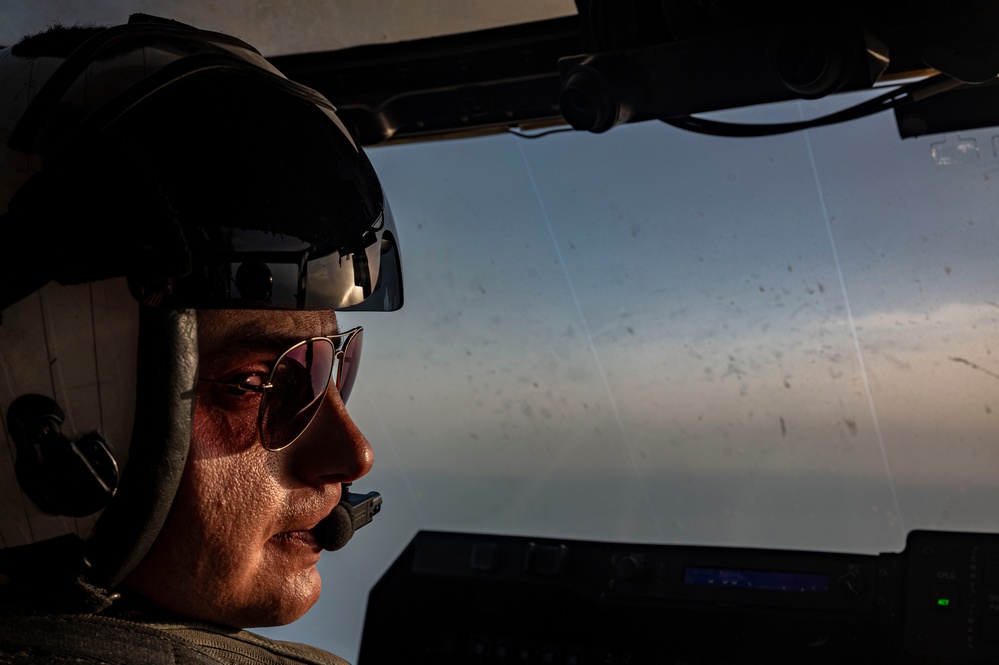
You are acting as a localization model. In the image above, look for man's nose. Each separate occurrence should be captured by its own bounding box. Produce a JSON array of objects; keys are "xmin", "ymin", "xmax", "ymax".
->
[{"xmin": 285, "ymin": 387, "xmax": 374, "ymax": 487}]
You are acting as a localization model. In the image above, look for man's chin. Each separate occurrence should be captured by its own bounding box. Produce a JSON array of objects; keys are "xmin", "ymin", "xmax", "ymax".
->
[{"xmin": 241, "ymin": 570, "xmax": 323, "ymax": 628}]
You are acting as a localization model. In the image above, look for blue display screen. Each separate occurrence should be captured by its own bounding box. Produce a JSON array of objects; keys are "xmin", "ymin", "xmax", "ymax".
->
[{"xmin": 684, "ymin": 567, "xmax": 829, "ymax": 592}]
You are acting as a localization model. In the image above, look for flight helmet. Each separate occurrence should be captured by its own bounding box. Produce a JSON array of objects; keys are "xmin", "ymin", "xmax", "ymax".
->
[{"xmin": 0, "ymin": 14, "xmax": 402, "ymax": 591}]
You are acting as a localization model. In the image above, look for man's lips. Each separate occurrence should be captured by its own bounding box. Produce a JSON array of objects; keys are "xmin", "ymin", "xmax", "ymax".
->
[
  {"xmin": 274, "ymin": 493, "xmax": 342, "ymax": 550},
  {"xmin": 272, "ymin": 528, "xmax": 322, "ymax": 551}
]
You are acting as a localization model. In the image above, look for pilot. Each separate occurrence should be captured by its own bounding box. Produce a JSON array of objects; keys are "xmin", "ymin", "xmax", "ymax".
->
[{"xmin": 0, "ymin": 14, "xmax": 402, "ymax": 664}]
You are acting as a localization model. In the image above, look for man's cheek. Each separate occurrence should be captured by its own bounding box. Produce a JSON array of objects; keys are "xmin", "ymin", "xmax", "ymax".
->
[{"xmin": 192, "ymin": 402, "xmax": 259, "ymax": 457}]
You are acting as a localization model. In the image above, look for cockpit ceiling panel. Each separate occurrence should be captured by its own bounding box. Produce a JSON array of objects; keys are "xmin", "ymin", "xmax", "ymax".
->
[{"xmin": 0, "ymin": 1, "xmax": 577, "ymax": 55}]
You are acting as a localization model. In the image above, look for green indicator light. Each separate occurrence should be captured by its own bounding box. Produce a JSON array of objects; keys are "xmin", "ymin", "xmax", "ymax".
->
[{"xmin": 937, "ymin": 598, "xmax": 950, "ymax": 607}]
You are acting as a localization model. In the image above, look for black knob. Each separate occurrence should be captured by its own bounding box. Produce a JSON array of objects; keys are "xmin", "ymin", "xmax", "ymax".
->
[
  {"xmin": 613, "ymin": 554, "xmax": 645, "ymax": 581},
  {"xmin": 560, "ymin": 68, "xmax": 620, "ymax": 133}
]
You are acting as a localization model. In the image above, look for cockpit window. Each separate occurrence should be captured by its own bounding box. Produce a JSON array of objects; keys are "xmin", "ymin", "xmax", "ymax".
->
[{"xmin": 308, "ymin": 92, "xmax": 998, "ymax": 659}]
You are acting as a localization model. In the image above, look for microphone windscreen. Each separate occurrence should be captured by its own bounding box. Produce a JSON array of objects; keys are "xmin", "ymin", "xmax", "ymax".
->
[{"xmin": 315, "ymin": 504, "xmax": 354, "ymax": 551}]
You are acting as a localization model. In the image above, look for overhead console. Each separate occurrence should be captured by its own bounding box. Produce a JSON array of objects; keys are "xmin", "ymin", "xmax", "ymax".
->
[
  {"xmin": 272, "ymin": 1, "xmax": 999, "ymax": 145},
  {"xmin": 359, "ymin": 529, "xmax": 999, "ymax": 664}
]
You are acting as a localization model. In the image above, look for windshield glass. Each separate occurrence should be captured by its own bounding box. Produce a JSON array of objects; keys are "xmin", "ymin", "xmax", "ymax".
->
[{"xmin": 266, "ymin": 92, "xmax": 999, "ymax": 660}]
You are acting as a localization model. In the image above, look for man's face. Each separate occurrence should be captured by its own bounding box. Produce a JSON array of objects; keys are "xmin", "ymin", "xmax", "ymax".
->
[{"xmin": 124, "ymin": 309, "xmax": 374, "ymax": 627}]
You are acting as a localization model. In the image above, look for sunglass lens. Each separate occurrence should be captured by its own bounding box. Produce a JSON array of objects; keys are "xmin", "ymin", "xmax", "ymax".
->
[
  {"xmin": 336, "ymin": 329, "xmax": 362, "ymax": 403},
  {"xmin": 259, "ymin": 340, "xmax": 335, "ymax": 450}
]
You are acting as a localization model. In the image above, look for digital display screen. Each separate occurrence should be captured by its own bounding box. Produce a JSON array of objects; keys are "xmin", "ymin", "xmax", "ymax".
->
[{"xmin": 684, "ymin": 566, "xmax": 829, "ymax": 593}]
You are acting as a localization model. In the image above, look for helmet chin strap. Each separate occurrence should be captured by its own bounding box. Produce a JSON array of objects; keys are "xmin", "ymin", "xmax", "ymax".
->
[
  {"xmin": 85, "ymin": 306, "xmax": 198, "ymax": 589},
  {"xmin": 314, "ymin": 483, "xmax": 382, "ymax": 551}
]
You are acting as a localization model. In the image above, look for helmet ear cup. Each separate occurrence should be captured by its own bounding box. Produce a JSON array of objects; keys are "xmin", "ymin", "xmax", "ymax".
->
[{"xmin": 8, "ymin": 394, "xmax": 119, "ymax": 517}]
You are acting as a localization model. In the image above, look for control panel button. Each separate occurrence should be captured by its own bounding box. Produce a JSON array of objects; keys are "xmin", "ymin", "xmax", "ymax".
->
[
  {"xmin": 470, "ymin": 542, "xmax": 499, "ymax": 571},
  {"xmin": 930, "ymin": 583, "xmax": 959, "ymax": 611},
  {"xmin": 526, "ymin": 543, "xmax": 568, "ymax": 576}
]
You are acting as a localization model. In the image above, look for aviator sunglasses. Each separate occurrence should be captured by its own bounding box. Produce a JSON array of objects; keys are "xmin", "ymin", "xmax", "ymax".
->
[{"xmin": 200, "ymin": 327, "xmax": 363, "ymax": 451}]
